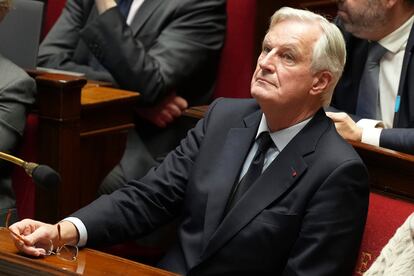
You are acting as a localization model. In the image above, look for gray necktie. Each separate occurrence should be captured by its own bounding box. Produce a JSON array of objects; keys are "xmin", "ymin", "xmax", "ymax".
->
[{"xmin": 356, "ymin": 42, "xmax": 388, "ymax": 119}]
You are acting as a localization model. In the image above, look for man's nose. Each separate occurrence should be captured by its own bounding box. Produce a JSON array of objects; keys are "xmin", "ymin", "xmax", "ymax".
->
[{"xmin": 259, "ymin": 52, "xmax": 276, "ymax": 72}]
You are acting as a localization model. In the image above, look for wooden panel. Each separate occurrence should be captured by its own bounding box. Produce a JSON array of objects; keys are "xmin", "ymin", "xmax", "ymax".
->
[
  {"xmin": 28, "ymin": 71, "xmax": 139, "ymax": 223},
  {"xmin": 350, "ymin": 141, "xmax": 414, "ymax": 201},
  {"xmin": 0, "ymin": 229, "xmax": 178, "ymax": 275}
]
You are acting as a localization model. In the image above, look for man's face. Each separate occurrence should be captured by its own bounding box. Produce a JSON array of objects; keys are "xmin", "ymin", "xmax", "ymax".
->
[
  {"xmin": 0, "ymin": 1, "xmax": 10, "ymax": 22},
  {"xmin": 337, "ymin": 0, "xmax": 388, "ymax": 38},
  {"xmin": 251, "ymin": 20, "xmax": 321, "ymax": 110}
]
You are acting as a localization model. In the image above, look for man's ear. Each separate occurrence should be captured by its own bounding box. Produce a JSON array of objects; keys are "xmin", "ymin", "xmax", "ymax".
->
[
  {"xmin": 384, "ymin": 0, "xmax": 398, "ymax": 9},
  {"xmin": 310, "ymin": 71, "xmax": 333, "ymax": 96}
]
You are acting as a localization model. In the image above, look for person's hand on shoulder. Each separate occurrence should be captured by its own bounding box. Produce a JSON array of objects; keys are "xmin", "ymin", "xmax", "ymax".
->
[
  {"xmin": 95, "ymin": 0, "xmax": 117, "ymax": 14},
  {"xmin": 326, "ymin": 111, "xmax": 363, "ymax": 141}
]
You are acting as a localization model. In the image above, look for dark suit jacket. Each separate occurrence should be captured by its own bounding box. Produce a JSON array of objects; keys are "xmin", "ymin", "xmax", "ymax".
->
[
  {"xmin": 0, "ymin": 54, "xmax": 35, "ymax": 217},
  {"xmin": 332, "ymin": 19, "xmax": 414, "ymax": 154},
  {"xmin": 37, "ymin": 0, "xmax": 226, "ymax": 105},
  {"xmin": 72, "ymin": 98, "xmax": 369, "ymax": 275}
]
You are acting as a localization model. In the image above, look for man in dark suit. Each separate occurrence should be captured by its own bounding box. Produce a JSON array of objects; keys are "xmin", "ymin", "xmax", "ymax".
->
[
  {"xmin": 38, "ymin": 0, "xmax": 226, "ymax": 188},
  {"xmin": 0, "ymin": 0, "xmax": 36, "ymax": 224},
  {"xmin": 10, "ymin": 7, "xmax": 369, "ymax": 275},
  {"xmin": 327, "ymin": 0, "xmax": 414, "ymax": 154}
]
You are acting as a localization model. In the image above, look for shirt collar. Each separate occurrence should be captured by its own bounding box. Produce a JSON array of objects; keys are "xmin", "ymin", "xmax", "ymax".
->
[
  {"xmin": 256, "ymin": 114, "xmax": 312, "ymax": 152},
  {"xmin": 379, "ymin": 14, "xmax": 414, "ymax": 54}
]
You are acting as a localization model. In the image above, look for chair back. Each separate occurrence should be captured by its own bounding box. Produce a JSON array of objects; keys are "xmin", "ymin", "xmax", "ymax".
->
[
  {"xmin": 213, "ymin": 0, "xmax": 257, "ymax": 99},
  {"xmin": 42, "ymin": 0, "xmax": 66, "ymax": 38},
  {"xmin": 11, "ymin": 114, "xmax": 39, "ymax": 219},
  {"xmin": 354, "ymin": 192, "xmax": 414, "ymax": 275}
]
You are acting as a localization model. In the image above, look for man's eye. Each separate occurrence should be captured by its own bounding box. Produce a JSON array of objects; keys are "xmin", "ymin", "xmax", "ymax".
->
[
  {"xmin": 282, "ymin": 53, "xmax": 295, "ymax": 63},
  {"xmin": 262, "ymin": 46, "xmax": 271, "ymax": 53}
]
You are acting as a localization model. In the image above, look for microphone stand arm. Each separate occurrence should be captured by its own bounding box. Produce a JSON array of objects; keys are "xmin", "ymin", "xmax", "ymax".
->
[{"xmin": 0, "ymin": 151, "xmax": 38, "ymax": 177}]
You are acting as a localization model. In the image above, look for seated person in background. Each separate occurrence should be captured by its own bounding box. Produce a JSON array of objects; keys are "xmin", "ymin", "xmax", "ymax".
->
[
  {"xmin": 326, "ymin": 0, "xmax": 414, "ymax": 154},
  {"xmin": 9, "ymin": 7, "xmax": 369, "ymax": 275},
  {"xmin": 37, "ymin": 0, "xmax": 226, "ymax": 191},
  {"xmin": 0, "ymin": 0, "xmax": 36, "ymax": 223},
  {"xmin": 364, "ymin": 212, "xmax": 414, "ymax": 275}
]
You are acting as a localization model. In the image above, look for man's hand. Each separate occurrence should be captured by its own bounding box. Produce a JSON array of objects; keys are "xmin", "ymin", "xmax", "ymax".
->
[
  {"xmin": 136, "ymin": 92, "xmax": 189, "ymax": 128},
  {"xmin": 326, "ymin": 112, "xmax": 363, "ymax": 142},
  {"xmin": 95, "ymin": 0, "xmax": 117, "ymax": 14},
  {"xmin": 9, "ymin": 219, "xmax": 78, "ymax": 257}
]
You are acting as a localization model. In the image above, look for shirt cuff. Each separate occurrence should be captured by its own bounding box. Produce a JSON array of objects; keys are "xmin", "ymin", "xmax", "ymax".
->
[
  {"xmin": 356, "ymin": 118, "xmax": 384, "ymax": 128},
  {"xmin": 356, "ymin": 119, "xmax": 384, "ymax": 147},
  {"xmin": 360, "ymin": 127, "xmax": 383, "ymax": 147},
  {"xmin": 62, "ymin": 217, "xmax": 88, "ymax": 247}
]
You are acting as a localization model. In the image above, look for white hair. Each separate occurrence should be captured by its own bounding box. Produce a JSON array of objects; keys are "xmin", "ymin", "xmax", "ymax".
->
[{"xmin": 270, "ymin": 7, "xmax": 346, "ymax": 106}]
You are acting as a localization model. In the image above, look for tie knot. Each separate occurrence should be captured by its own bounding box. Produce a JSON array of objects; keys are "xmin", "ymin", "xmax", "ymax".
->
[
  {"xmin": 367, "ymin": 42, "xmax": 387, "ymax": 64},
  {"xmin": 256, "ymin": 132, "xmax": 274, "ymax": 153}
]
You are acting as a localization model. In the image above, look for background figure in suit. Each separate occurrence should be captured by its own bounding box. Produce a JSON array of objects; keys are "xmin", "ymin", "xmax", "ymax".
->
[
  {"xmin": 326, "ymin": 0, "xmax": 414, "ymax": 154},
  {"xmin": 10, "ymin": 7, "xmax": 369, "ymax": 275},
  {"xmin": 0, "ymin": 0, "xmax": 36, "ymax": 223},
  {"xmin": 38, "ymin": 0, "xmax": 226, "ymax": 191}
]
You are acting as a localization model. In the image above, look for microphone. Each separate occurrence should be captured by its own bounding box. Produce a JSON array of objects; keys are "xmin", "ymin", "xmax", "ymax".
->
[{"xmin": 0, "ymin": 151, "xmax": 61, "ymax": 189}]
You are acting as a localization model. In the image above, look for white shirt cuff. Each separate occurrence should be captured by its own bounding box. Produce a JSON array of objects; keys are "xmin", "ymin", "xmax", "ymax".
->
[
  {"xmin": 62, "ymin": 217, "xmax": 88, "ymax": 247},
  {"xmin": 360, "ymin": 127, "xmax": 383, "ymax": 147},
  {"xmin": 356, "ymin": 119, "xmax": 384, "ymax": 147},
  {"xmin": 356, "ymin": 118, "xmax": 384, "ymax": 128}
]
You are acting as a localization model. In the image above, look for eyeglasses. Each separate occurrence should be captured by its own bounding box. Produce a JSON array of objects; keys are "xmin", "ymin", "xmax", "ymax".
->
[{"xmin": 3, "ymin": 209, "xmax": 78, "ymax": 262}]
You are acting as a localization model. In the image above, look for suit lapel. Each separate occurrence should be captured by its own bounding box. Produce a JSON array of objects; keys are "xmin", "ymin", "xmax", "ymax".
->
[
  {"xmin": 394, "ymin": 23, "xmax": 414, "ymax": 127},
  {"xmin": 129, "ymin": 0, "xmax": 163, "ymax": 35},
  {"xmin": 201, "ymin": 111, "xmax": 261, "ymax": 249},
  {"xmin": 199, "ymin": 109, "xmax": 329, "ymax": 262}
]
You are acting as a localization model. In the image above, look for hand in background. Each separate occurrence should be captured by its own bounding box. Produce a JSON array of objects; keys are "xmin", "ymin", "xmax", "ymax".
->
[
  {"xmin": 326, "ymin": 111, "xmax": 363, "ymax": 142},
  {"xmin": 136, "ymin": 92, "xmax": 189, "ymax": 128},
  {"xmin": 95, "ymin": 0, "xmax": 117, "ymax": 14}
]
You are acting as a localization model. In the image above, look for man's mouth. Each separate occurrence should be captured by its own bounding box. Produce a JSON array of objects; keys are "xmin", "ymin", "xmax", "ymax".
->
[{"xmin": 256, "ymin": 77, "xmax": 277, "ymax": 87}]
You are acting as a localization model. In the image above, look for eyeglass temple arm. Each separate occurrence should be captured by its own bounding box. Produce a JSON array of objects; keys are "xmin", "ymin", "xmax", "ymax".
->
[
  {"xmin": 5, "ymin": 209, "xmax": 27, "ymax": 244},
  {"xmin": 6, "ymin": 228, "xmax": 26, "ymax": 243}
]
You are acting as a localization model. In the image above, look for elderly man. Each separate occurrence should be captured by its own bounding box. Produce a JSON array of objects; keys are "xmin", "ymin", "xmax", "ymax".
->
[
  {"xmin": 9, "ymin": 7, "xmax": 368, "ymax": 275},
  {"xmin": 327, "ymin": 0, "xmax": 414, "ymax": 154},
  {"xmin": 0, "ymin": 0, "xmax": 36, "ymax": 223}
]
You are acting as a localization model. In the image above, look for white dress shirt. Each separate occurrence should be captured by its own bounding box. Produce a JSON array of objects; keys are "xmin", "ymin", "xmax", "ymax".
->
[
  {"xmin": 239, "ymin": 115, "xmax": 311, "ymax": 180},
  {"xmin": 125, "ymin": 0, "xmax": 145, "ymax": 26},
  {"xmin": 358, "ymin": 15, "xmax": 414, "ymax": 146}
]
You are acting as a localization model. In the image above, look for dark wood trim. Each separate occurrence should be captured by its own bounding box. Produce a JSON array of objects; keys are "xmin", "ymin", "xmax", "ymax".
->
[{"xmin": 29, "ymin": 71, "xmax": 139, "ymax": 222}]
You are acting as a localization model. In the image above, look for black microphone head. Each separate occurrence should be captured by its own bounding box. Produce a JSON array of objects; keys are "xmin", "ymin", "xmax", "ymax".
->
[{"xmin": 32, "ymin": 165, "xmax": 61, "ymax": 189}]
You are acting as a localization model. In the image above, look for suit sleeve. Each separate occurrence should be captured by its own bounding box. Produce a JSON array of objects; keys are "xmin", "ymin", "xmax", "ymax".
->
[
  {"xmin": 0, "ymin": 59, "xmax": 36, "ymax": 148},
  {"xmin": 379, "ymin": 128, "xmax": 414, "ymax": 154},
  {"xmin": 40, "ymin": 0, "xmax": 226, "ymax": 104},
  {"xmin": 36, "ymin": 0, "xmax": 115, "ymax": 81},
  {"xmin": 70, "ymin": 99, "xmax": 221, "ymax": 246},
  {"xmin": 282, "ymin": 159, "xmax": 369, "ymax": 276},
  {"xmin": 81, "ymin": 0, "xmax": 225, "ymax": 104},
  {"xmin": 0, "ymin": 59, "xmax": 36, "ymax": 203}
]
